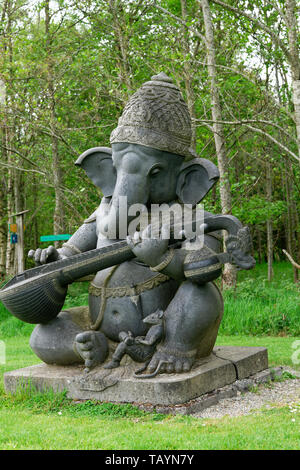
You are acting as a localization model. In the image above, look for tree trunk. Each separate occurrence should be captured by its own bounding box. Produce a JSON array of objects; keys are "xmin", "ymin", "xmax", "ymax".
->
[
  {"xmin": 256, "ymin": 228, "xmax": 262, "ymax": 264},
  {"xmin": 201, "ymin": 0, "xmax": 236, "ymax": 287},
  {"xmin": 180, "ymin": 0, "xmax": 197, "ymax": 151},
  {"xmin": 285, "ymin": 0, "xmax": 300, "ymax": 160},
  {"xmin": 0, "ymin": 80, "xmax": 7, "ymax": 279},
  {"xmin": 108, "ymin": 0, "xmax": 132, "ymax": 101},
  {"xmin": 286, "ymin": 159, "xmax": 299, "ymax": 282},
  {"xmin": 5, "ymin": 156, "xmax": 15, "ymax": 276},
  {"xmin": 45, "ymin": 0, "xmax": 65, "ymax": 242},
  {"xmin": 266, "ymin": 161, "xmax": 273, "ymax": 281},
  {"xmin": 0, "ymin": 171, "xmax": 6, "ymax": 278},
  {"xmin": 284, "ymin": 164, "xmax": 298, "ymax": 282}
]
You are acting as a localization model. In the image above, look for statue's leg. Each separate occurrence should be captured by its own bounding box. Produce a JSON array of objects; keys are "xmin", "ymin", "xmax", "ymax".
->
[
  {"xmin": 30, "ymin": 306, "xmax": 108, "ymax": 368},
  {"xmin": 103, "ymin": 342, "xmax": 127, "ymax": 369},
  {"xmin": 147, "ymin": 281, "xmax": 223, "ymax": 374}
]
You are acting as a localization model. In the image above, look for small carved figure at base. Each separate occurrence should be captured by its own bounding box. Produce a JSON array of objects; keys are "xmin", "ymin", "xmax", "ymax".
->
[
  {"xmin": 104, "ymin": 310, "xmax": 165, "ymax": 371},
  {"xmin": 104, "ymin": 331, "xmax": 135, "ymax": 369}
]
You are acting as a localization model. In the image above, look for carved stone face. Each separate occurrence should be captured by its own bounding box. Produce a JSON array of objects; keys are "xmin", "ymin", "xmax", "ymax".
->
[
  {"xmin": 111, "ymin": 142, "xmax": 184, "ymax": 205},
  {"xmin": 76, "ymin": 141, "xmax": 219, "ymax": 239},
  {"xmin": 77, "ymin": 139, "xmax": 219, "ymax": 234}
]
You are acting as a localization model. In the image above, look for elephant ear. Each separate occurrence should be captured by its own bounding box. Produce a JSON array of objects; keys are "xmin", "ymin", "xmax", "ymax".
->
[
  {"xmin": 75, "ymin": 147, "xmax": 116, "ymax": 197},
  {"xmin": 176, "ymin": 158, "xmax": 219, "ymax": 205}
]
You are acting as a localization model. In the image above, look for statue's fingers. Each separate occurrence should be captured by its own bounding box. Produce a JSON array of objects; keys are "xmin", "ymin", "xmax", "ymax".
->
[
  {"xmin": 133, "ymin": 231, "xmax": 140, "ymax": 243},
  {"xmin": 79, "ymin": 341, "xmax": 93, "ymax": 351},
  {"xmin": 159, "ymin": 362, "xmax": 167, "ymax": 373},
  {"xmin": 85, "ymin": 358, "xmax": 94, "ymax": 369},
  {"xmin": 148, "ymin": 356, "xmax": 159, "ymax": 373},
  {"xmin": 143, "ymin": 224, "xmax": 152, "ymax": 239},
  {"xmin": 161, "ymin": 223, "xmax": 170, "ymax": 241},
  {"xmin": 47, "ymin": 245, "xmax": 55, "ymax": 256},
  {"xmin": 47, "ymin": 245, "xmax": 59, "ymax": 262},
  {"xmin": 178, "ymin": 229, "xmax": 186, "ymax": 240},
  {"xmin": 40, "ymin": 249, "xmax": 49, "ymax": 265},
  {"xmin": 126, "ymin": 235, "xmax": 135, "ymax": 249},
  {"xmin": 28, "ymin": 249, "xmax": 35, "ymax": 259},
  {"xmin": 34, "ymin": 248, "xmax": 42, "ymax": 264},
  {"xmin": 128, "ymin": 231, "xmax": 141, "ymax": 246},
  {"xmin": 76, "ymin": 331, "xmax": 92, "ymax": 343}
]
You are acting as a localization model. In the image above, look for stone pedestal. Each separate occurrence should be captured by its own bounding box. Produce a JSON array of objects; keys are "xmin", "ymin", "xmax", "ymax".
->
[{"xmin": 4, "ymin": 346, "xmax": 268, "ymax": 407}]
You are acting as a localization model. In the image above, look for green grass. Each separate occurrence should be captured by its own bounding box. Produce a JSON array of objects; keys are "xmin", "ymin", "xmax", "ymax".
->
[
  {"xmin": 220, "ymin": 262, "xmax": 300, "ymax": 336},
  {"xmin": 0, "ymin": 262, "xmax": 299, "ymax": 449},
  {"xmin": 0, "ymin": 334, "xmax": 299, "ymax": 449},
  {"xmin": 0, "ymin": 281, "xmax": 89, "ymax": 338},
  {"xmin": 0, "ymin": 403, "xmax": 299, "ymax": 450},
  {"xmin": 216, "ymin": 335, "xmax": 300, "ymax": 369}
]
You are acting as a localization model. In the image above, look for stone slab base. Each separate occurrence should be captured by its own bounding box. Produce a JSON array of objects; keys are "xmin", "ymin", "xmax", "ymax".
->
[
  {"xmin": 143, "ymin": 367, "xmax": 283, "ymax": 415},
  {"xmin": 4, "ymin": 346, "xmax": 268, "ymax": 406}
]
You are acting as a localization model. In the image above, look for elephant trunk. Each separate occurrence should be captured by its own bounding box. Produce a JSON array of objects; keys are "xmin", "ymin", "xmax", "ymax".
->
[{"xmin": 105, "ymin": 172, "xmax": 149, "ymax": 239}]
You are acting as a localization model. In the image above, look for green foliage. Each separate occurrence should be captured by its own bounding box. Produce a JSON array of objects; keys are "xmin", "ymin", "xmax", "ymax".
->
[
  {"xmin": 273, "ymin": 370, "xmax": 297, "ymax": 382},
  {"xmin": 64, "ymin": 282, "xmax": 89, "ymax": 309},
  {"xmin": 220, "ymin": 262, "xmax": 300, "ymax": 336},
  {"xmin": 0, "ymin": 263, "xmax": 298, "ymax": 339},
  {"xmin": 0, "ymin": 303, "xmax": 34, "ymax": 338},
  {"xmin": 0, "ymin": 333, "xmax": 299, "ymax": 449},
  {"xmin": 0, "ymin": 0, "xmax": 298, "ymax": 275},
  {"xmin": 1, "ymin": 385, "xmax": 160, "ymax": 420}
]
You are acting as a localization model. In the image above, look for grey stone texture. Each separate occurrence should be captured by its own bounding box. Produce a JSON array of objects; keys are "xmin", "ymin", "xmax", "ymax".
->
[{"xmin": 4, "ymin": 345, "xmax": 268, "ymax": 408}]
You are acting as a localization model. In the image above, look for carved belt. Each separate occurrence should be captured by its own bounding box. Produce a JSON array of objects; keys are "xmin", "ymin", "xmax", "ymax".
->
[{"xmin": 88, "ymin": 266, "xmax": 170, "ymax": 330}]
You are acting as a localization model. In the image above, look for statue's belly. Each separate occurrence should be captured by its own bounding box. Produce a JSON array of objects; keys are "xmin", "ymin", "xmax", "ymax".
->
[{"xmin": 88, "ymin": 260, "xmax": 179, "ymax": 342}]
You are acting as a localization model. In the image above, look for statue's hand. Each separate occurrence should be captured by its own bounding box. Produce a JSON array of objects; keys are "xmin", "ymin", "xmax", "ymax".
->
[
  {"xmin": 28, "ymin": 245, "xmax": 63, "ymax": 265},
  {"xmin": 126, "ymin": 224, "xmax": 169, "ymax": 267},
  {"xmin": 226, "ymin": 227, "xmax": 255, "ymax": 270}
]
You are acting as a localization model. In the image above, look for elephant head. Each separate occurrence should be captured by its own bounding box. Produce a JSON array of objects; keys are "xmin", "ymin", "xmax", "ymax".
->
[
  {"xmin": 76, "ymin": 73, "xmax": 220, "ymax": 239},
  {"xmin": 75, "ymin": 142, "xmax": 219, "ymax": 238}
]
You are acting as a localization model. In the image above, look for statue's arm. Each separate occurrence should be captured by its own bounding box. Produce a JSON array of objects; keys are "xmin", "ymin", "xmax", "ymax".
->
[
  {"xmin": 28, "ymin": 210, "xmax": 98, "ymax": 265},
  {"xmin": 158, "ymin": 234, "xmax": 222, "ymax": 284},
  {"xmin": 158, "ymin": 214, "xmax": 255, "ymax": 282},
  {"xmin": 59, "ymin": 217, "xmax": 97, "ymax": 258}
]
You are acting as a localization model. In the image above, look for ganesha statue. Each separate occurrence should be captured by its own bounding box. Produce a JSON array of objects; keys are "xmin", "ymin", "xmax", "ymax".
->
[{"xmin": 24, "ymin": 73, "xmax": 255, "ymax": 377}]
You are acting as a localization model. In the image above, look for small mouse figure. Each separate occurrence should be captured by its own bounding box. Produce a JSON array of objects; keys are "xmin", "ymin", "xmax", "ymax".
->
[
  {"xmin": 135, "ymin": 309, "xmax": 164, "ymax": 346},
  {"xmin": 104, "ymin": 310, "xmax": 165, "ymax": 370}
]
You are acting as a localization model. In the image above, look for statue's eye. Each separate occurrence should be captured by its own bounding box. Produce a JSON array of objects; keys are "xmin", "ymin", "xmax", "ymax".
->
[{"xmin": 150, "ymin": 166, "xmax": 162, "ymax": 176}]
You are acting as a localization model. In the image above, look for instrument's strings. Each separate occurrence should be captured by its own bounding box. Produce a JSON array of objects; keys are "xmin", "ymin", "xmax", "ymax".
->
[{"xmin": 0, "ymin": 276, "xmax": 14, "ymax": 289}]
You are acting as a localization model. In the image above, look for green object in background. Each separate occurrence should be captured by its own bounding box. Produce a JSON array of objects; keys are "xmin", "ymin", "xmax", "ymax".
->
[{"xmin": 40, "ymin": 234, "xmax": 71, "ymax": 242}]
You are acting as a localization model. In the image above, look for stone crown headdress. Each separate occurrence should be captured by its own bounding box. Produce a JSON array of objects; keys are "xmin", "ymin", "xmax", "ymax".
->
[{"xmin": 110, "ymin": 72, "xmax": 196, "ymax": 160}]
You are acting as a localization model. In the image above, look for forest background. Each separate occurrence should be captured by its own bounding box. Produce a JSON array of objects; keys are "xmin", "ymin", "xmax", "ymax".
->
[{"xmin": 0, "ymin": 0, "xmax": 299, "ymax": 287}]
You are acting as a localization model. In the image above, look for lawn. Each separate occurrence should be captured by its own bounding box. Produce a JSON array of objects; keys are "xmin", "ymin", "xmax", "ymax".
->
[
  {"xmin": 0, "ymin": 334, "xmax": 299, "ymax": 450},
  {"xmin": 0, "ymin": 262, "xmax": 299, "ymax": 450}
]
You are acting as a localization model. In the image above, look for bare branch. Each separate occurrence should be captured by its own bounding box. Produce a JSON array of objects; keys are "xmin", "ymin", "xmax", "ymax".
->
[
  {"xmin": 283, "ymin": 249, "xmax": 300, "ymax": 269},
  {"xmin": 206, "ymin": 0, "xmax": 292, "ymax": 62},
  {"xmin": 193, "ymin": 118, "xmax": 298, "ymax": 144},
  {"xmin": 1, "ymin": 145, "xmax": 40, "ymax": 168},
  {"xmin": 245, "ymin": 124, "xmax": 299, "ymax": 162},
  {"xmin": 0, "ymin": 161, "xmax": 46, "ymax": 176},
  {"xmin": 152, "ymin": 1, "xmax": 205, "ymax": 41}
]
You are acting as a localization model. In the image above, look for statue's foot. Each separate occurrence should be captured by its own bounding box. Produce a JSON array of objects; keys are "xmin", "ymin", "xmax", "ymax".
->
[
  {"xmin": 103, "ymin": 359, "xmax": 120, "ymax": 369},
  {"xmin": 74, "ymin": 331, "xmax": 108, "ymax": 372},
  {"xmin": 147, "ymin": 346, "xmax": 195, "ymax": 376}
]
